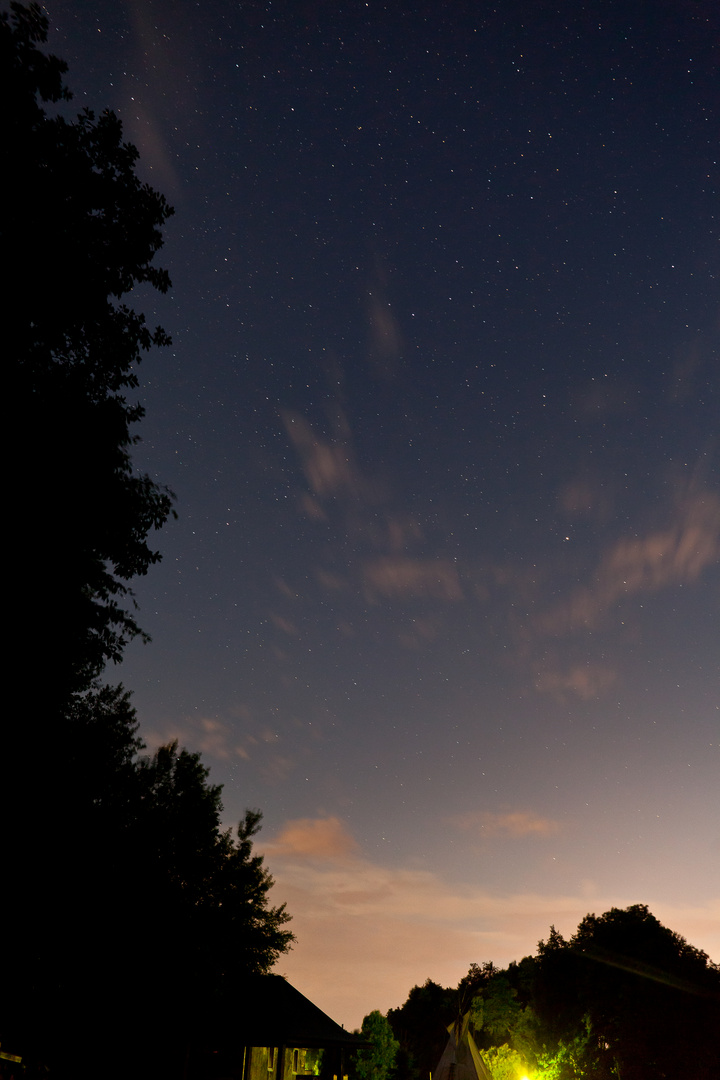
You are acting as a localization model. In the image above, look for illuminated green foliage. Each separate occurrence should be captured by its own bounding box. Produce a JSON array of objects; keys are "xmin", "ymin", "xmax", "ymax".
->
[
  {"xmin": 482, "ymin": 1043, "xmax": 530, "ymax": 1080},
  {"xmin": 534, "ymin": 1018, "xmax": 593, "ymax": 1080},
  {"xmin": 474, "ymin": 974, "xmax": 538, "ymax": 1062},
  {"xmin": 355, "ymin": 1011, "xmax": 400, "ymax": 1080}
]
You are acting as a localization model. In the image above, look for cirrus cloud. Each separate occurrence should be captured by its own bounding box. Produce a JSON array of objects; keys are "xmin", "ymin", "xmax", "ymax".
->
[
  {"xmin": 534, "ymin": 662, "xmax": 617, "ymax": 701},
  {"xmin": 539, "ymin": 492, "xmax": 720, "ymax": 634},
  {"xmin": 448, "ymin": 810, "xmax": 561, "ymax": 838},
  {"xmin": 363, "ymin": 556, "xmax": 463, "ymax": 601}
]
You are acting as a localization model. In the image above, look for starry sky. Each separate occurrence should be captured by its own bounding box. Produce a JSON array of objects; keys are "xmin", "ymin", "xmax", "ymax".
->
[{"xmin": 44, "ymin": 0, "xmax": 718, "ymax": 1028}]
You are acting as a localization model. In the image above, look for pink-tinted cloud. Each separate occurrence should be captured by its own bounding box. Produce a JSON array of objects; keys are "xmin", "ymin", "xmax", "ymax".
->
[
  {"xmin": 368, "ymin": 292, "xmax": 403, "ymax": 370},
  {"xmin": 449, "ymin": 811, "xmax": 561, "ymax": 838},
  {"xmin": 314, "ymin": 568, "xmax": 347, "ymax": 591},
  {"xmin": 540, "ymin": 493, "xmax": 720, "ymax": 633},
  {"xmin": 259, "ymin": 754, "xmax": 299, "ymax": 784},
  {"xmin": 142, "ymin": 715, "xmax": 252, "ymax": 762},
  {"xmin": 601, "ymin": 495, "xmax": 719, "ymax": 591},
  {"xmin": 572, "ymin": 375, "xmax": 634, "ymax": 417},
  {"xmin": 125, "ymin": 0, "xmax": 187, "ymax": 199},
  {"xmin": 363, "ymin": 556, "xmax": 463, "ymax": 601},
  {"xmin": 386, "ymin": 514, "xmax": 425, "ymax": 552},
  {"xmin": 195, "ymin": 717, "xmax": 250, "ymax": 761},
  {"xmin": 282, "ymin": 410, "xmax": 360, "ymax": 499},
  {"xmin": 300, "ymin": 493, "xmax": 328, "ymax": 521},
  {"xmin": 270, "ymin": 613, "xmax": 299, "ymax": 636},
  {"xmin": 534, "ymin": 662, "xmax": 617, "ymax": 701},
  {"xmin": 265, "ymin": 816, "xmax": 360, "ymax": 860},
  {"xmin": 274, "ymin": 578, "xmax": 299, "ymax": 599},
  {"xmin": 397, "ymin": 616, "xmax": 444, "ymax": 648},
  {"xmin": 558, "ymin": 478, "xmax": 613, "ymax": 524}
]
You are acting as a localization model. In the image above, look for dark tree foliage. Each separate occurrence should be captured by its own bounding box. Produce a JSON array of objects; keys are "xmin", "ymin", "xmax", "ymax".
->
[
  {"xmin": 1, "ymin": 10, "xmax": 294, "ymax": 1077},
  {"xmin": 2, "ymin": 8, "xmax": 178, "ymax": 1066},
  {"xmin": 132, "ymin": 744, "xmax": 294, "ymax": 994},
  {"xmin": 4, "ymin": 687, "xmax": 294, "ymax": 1079},
  {"xmin": 3, "ymin": 1, "xmax": 175, "ymax": 711},
  {"xmin": 389, "ymin": 910, "xmax": 720, "ymax": 1080},
  {"xmin": 115, "ymin": 744, "xmax": 294, "ymax": 1076},
  {"xmin": 563, "ymin": 905, "xmax": 720, "ymax": 1080},
  {"xmin": 387, "ymin": 979, "xmax": 457, "ymax": 1080},
  {"xmin": 468, "ymin": 906, "xmax": 720, "ymax": 1079}
]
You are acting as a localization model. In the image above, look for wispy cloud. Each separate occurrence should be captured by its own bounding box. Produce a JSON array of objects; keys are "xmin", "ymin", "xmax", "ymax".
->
[
  {"xmin": 142, "ymin": 715, "xmax": 252, "ymax": 761},
  {"xmin": 141, "ymin": 715, "xmax": 301, "ymax": 787},
  {"xmin": 194, "ymin": 717, "xmax": 251, "ymax": 761},
  {"xmin": 264, "ymin": 816, "xmax": 359, "ymax": 860},
  {"xmin": 367, "ymin": 292, "xmax": 403, "ymax": 373},
  {"xmin": 363, "ymin": 557, "xmax": 463, "ymax": 601},
  {"xmin": 448, "ymin": 811, "xmax": 561, "ymax": 837},
  {"xmin": 270, "ymin": 613, "xmax": 299, "ymax": 636},
  {"xmin": 397, "ymin": 615, "xmax": 444, "ymax": 648},
  {"xmin": 534, "ymin": 662, "xmax": 617, "ymax": 701},
  {"xmin": 281, "ymin": 397, "xmax": 467, "ymax": 621},
  {"xmin": 263, "ymin": 834, "xmax": 578, "ymax": 927},
  {"xmin": 282, "ymin": 409, "xmax": 361, "ymax": 500},
  {"xmin": 557, "ymin": 478, "xmax": 613, "ymax": 524},
  {"xmin": 539, "ymin": 492, "xmax": 720, "ymax": 634}
]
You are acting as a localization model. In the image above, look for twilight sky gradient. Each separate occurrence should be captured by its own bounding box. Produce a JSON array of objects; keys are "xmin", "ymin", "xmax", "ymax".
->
[{"xmin": 45, "ymin": 0, "xmax": 718, "ymax": 1028}]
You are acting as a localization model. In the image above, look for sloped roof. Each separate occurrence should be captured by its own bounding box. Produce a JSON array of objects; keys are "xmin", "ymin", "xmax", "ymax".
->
[{"xmin": 230, "ymin": 975, "xmax": 367, "ymax": 1049}]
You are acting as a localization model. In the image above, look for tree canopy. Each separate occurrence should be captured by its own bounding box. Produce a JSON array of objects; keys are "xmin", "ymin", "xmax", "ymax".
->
[
  {"xmin": 4, "ymin": 682, "xmax": 294, "ymax": 1078},
  {"xmin": 386, "ymin": 906, "xmax": 720, "ymax": 1080},
  {"xmin": 2, "ymin": 8, "xmax": 181, "ymax": 1059},
  {"xmin": 353, "ymin": 1011, "xmax": 400, "ymax": 1080},
  {"xmin": 1, "ymin": 8, "xmax": 294, "ymax": 1076},
  {"xmin": 387, "ymin": 979, "xmax": 458, "ymax": 1080},
  {"xmin": 545, "ymin": 905, "xmax": 720, "ymax": 1079},
  {"xmin": 3, "ymin": 0, "xmax": 176, "ymax": 712}
]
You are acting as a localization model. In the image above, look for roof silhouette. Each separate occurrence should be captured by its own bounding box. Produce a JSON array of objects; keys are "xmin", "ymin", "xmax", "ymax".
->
[{"xmin": 229, "ymin": 975, "xmax": 368, "ymax": 1049}]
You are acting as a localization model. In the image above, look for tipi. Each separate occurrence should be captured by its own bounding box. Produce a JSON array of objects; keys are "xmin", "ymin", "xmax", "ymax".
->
[{"xmin": 432, "ymin": 1012, "xmax": 494, "ymax": 1080}]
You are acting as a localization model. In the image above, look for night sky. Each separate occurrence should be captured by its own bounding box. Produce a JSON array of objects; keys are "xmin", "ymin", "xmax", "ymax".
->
[{"xmin": 45, "ymin": 0, "xmax": 717, "ymax": 1027}]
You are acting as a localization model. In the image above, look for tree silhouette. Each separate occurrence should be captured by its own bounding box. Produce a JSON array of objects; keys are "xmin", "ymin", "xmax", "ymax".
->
[
  {"xmin": 566, "ymin": 904, "xmax": 720, "ymax": 1079},
  {"xmin": 3, "ymin": 1, "xmax": 175, "ymax": 715},
  {"xmin": 387, "ymin": 979, "xmax": 457, "ymax": 1080},
  {"xmin": 389, "ymin": 911, "xmax": 720, "ymax": 1080},
  {"xmin": 3, "ymin": 5, "xmax": 178, "ymax": 1060},
  {"xmin": 1, "ymin": 10, "xmax": 294, "ymax": 1077},
  {"xmin": 3, "ymin": 685, "xmax": 294, "ymax": 1079},
  {"xmin": 530, "ymin": 906, "xmax": 720, "ymax": 1078}
]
